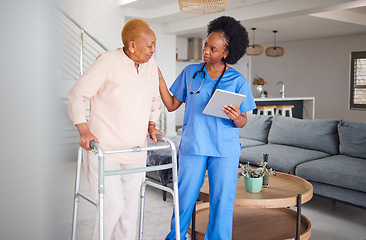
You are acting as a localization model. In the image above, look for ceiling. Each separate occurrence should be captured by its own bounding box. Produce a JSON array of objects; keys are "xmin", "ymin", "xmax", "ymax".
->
[{"xmin": 118, "ymin": 0, "xmax": 366, "ymax": 44}]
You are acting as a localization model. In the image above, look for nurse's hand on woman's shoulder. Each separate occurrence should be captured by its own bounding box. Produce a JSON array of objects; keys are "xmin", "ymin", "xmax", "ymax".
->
[
  {"xmin": 157, "ymin": 67, "xmax": 165, "ymax": 83},
  {"xmin": 76, "ymin": 122, "xmax": 99, "ymax": 151},
  {"xmin": 156, "ymin": 66, "xmax": 183, "ymax": 112}
]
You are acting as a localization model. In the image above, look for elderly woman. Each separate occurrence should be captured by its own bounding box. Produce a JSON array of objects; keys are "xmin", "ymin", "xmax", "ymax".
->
[
  {"xmin": 159, "ymin": 16, "xmax": 256, "ymax": 239},
  {"xmin": 68, "ymin": 19, "xmax": 162, "ymax": 240}
]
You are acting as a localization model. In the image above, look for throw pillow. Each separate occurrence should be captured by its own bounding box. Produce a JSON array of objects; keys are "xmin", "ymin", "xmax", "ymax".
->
[
  {"xmin": 268, "ymin": 115, "xmax": 340, "ymax": 155},
  {"xmin": 239, "ymin": 114, "xmax": 272, "ymax": 143},
  {"xmin": 338, "ymin": 121, "xmax": 366, "ymax": 159}
]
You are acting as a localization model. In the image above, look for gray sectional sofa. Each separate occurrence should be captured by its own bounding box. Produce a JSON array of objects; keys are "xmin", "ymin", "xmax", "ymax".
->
[
  {"xmin": 147, "ymin": 114, "xmax": 366, "ymax": 208},
  {"xmin": 239, "ymin": 114, "xmax": 366, "ymax": 208}
]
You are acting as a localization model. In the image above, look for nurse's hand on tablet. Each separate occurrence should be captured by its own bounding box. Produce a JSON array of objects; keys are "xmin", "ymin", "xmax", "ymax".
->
[{"xmin": 222, "ymin": 104, "xmax": 248, "ymax": 128}]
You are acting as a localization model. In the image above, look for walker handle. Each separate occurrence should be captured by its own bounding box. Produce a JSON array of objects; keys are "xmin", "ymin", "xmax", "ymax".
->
[
  {"xmin": 90, "ymin": 140, "xmax": 98, "ymax": 149},
  {"xmin": 156, "ymin": 134, "xmax": 164, "ymax": 142},
  {"xmin": 150, "ymin": 134, "xmax": 164, "ymax": 142}
]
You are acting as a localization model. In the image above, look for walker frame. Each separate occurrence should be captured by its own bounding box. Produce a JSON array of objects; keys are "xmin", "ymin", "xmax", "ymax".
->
[{"xmin": 71, "ymin": 135, "xmax": 180, "ymax": 240}]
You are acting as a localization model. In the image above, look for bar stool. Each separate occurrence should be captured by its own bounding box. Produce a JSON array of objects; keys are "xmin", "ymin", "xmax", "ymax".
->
[
  {"xmin": 276, "ymin": 105, "xmax": 294, "ymax": 118},
  {"xmin": 256, "ymin": 105, "xmax": 276, "ymax": 116}
]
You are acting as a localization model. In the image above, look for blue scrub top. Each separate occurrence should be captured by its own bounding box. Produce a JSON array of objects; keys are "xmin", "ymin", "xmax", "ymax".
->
[{"xmin": 170, "ymin": 63, "xmax": 257, "ymax": 157}]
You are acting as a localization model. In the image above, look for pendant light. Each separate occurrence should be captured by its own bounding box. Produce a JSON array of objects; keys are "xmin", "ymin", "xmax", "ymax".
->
[
  {"xmin": 246, "ymin": 28, "xmax": 263, "ymax": 56},
  {"xmin": 265, "ymin": 30, "xmax": 284, "ymax": 57},
  {"xmin": 178, "ymin": 0, "xmax": 228, "ymax": 14}
]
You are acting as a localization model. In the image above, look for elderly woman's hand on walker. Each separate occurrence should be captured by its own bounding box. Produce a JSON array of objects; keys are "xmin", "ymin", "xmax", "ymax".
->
[
  {"xmin": 148, "ymin": 121, "xmax": 163, "ymax": 143},
  {"xmin": 76, "ymin": 122, "xmax": 99, "ymax": 151}
]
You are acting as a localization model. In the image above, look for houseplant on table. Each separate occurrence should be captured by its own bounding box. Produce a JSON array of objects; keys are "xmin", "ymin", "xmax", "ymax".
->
[{"xmin": 238, "ymin": 162, "xmax": 265, "ymax": 193}]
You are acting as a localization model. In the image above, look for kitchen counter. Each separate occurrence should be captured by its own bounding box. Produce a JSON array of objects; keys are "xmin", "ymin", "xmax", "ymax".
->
[
  {"xmin": 253, "ymin": 97, "xmax": 315, "ymax": 119},
  {"xmin": 254, "ymin": 97, "xmax": 315, "ymax": 102}
]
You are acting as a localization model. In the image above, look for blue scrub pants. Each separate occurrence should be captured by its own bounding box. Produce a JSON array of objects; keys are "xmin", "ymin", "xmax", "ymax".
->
[{"xmin": 166, "ymin": 153, "xmax": 239, "ymax": 240}]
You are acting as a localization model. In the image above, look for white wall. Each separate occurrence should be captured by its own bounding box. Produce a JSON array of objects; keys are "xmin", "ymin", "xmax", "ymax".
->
[
  {"xmin": 60, "ymin": 0, "xmax": 126, "ymax": 50},
  {"xmin": 151, "ymin": 23, "xmax": 177, "ymax": 136},
  {"xmin": 176, "ymin": 36, "xmax": 188, "ymax": 60},
  {"xmin": 251, "ymin": 34, "xmax": 366, "ymax": 123},
  {"xmin": 1, "ymin": 1, "xmax": 58, "ymax": 238}
]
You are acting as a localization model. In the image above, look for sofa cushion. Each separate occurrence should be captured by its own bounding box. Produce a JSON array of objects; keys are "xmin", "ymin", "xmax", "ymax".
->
[
  {"xmin": 268, "ymin": 115, "xmax": 340, "ymax": 155},
  {"xmin": 239, "ymin": 138, "xmax": 266, "ymax": 148},
  {"xmin": 239, "ymin": 114, "xmax": 272, "ymax": 143},
  {"xmin": 239, "ymin": 143, "xmax": 330, "ymax": 174},
  {"xmin": 338, "ymin": 121, "xmax": 366, "ymax": 159},
  {"xmin": 296, "ymin": 155, "xmax": 366, "ymax": 193},
  {"xmin": 310, "ymin": 182, "xmax": 366, "ymax": 208}
]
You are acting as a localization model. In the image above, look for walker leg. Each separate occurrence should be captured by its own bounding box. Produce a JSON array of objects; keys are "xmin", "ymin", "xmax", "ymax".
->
[
  {"xmin": 139, "ymin": 181, "xmax": 148, "ymax": 240},
  {"xmin": 172, "ymin": 180, "xmax": 180, "ymax": 240},
  {"xmin": 98, "ymin": 155, "xmax": 105, "ymax": 240},
  {"xmin": 141, "ymin": 180, "xmax": 180, "ymax": 240},
  {"xmin": 71, "ymin": 148, "xmax": 83, "ymax": 240},
  {"xmin": 165, "ymin": 137, "xmax": 181, "ymax": 240},
  {"xmin": 71, "ymin": 196, "xmax": 79, "ymax": 240},
  {"xmin": 99, "ymin": 195, "xmax": 104, "ymax": 240}
]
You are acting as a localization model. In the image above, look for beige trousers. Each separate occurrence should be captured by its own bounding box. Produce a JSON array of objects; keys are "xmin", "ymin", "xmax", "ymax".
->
[{"xmin": 84, "ymin": 151, "xmax": 146, "ymax": 240}]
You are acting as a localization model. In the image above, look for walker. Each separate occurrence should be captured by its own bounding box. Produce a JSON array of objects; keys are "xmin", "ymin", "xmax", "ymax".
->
[{"xmin": 71, "ymin": 135, "xmax": 180, "ymax": 240}]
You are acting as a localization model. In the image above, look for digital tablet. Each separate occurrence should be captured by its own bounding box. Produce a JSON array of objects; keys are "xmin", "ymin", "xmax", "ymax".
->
[{"xmin": 203, "ymin": 89, "xmax": 246, "ymax": 119}]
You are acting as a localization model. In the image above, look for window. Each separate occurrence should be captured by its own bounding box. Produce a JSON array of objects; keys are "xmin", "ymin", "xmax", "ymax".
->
[{"xmin": 350, "ymin": 51, "xmax": 366, "ymax": 110}]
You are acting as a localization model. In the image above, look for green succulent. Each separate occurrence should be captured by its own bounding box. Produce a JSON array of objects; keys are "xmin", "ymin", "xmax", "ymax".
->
[
  {"xmin": 238, "ymin": 162, "xmax": 265, "ymax": 178},
  {"xmin": 238, "ymin": 161, "xmax": 276, "ymax": 179}
]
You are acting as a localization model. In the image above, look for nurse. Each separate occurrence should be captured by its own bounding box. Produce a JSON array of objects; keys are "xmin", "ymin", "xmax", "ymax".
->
[{"xmin": 160, "ymin": 16, "xmax": 256, "ymax": 240}]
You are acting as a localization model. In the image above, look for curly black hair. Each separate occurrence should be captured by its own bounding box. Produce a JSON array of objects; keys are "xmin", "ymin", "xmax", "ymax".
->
[{"xmin": 207, "ymin": 16, "xmax": 249, "ymax": 65}]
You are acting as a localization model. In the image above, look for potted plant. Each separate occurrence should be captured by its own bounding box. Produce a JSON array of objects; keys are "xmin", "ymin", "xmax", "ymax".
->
[
  {"xmin": 238, "ymin": 162, "xmax": 265, "ymax": 193},
  {"xmin": 253, "ymin": 76, "xmax": 267, "ymax": 97}
]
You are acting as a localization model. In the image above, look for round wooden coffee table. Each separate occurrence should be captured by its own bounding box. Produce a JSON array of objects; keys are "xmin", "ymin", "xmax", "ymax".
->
[{"xmin": 189, "ymin": 172, "xmax": 313, "ymax": 240}]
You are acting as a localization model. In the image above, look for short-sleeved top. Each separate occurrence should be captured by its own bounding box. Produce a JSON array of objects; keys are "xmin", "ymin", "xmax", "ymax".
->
[{"xmin": 170, "ymin": 63, "xmax": 256, "ymax": 157}]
